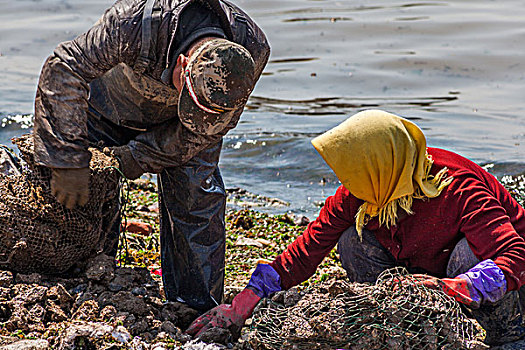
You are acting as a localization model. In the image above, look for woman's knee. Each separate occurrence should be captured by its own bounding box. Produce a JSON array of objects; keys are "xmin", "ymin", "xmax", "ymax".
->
[
  {"xmin": 446, "ymin": 238, "xmax": 480, "ymax": 278},
  {"xmin": 338, "ymin": 226, "xmax": 396, "ymax": 283}
]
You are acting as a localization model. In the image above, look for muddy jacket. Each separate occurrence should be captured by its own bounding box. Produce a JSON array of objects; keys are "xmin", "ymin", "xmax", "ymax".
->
[
  {"xmin": 270, "ymin": 148, "xmax": 525, "ymax": 292},
  {"xmin": 33, "ymin": 0, "xmax": 270, "ymax": 172}
]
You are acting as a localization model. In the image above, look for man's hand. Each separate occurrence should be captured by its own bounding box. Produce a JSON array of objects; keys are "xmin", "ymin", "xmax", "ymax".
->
[
  {"xmin": 50, "ymin": 167, "xmax": 90, "ymax": 209},
  {"xmin": 186, "ymin": 288, "xmax": 261, "ymax": 340},
  {"xmin": 103, "ymin": 146, "xmax": 144, "ymax": 180}
]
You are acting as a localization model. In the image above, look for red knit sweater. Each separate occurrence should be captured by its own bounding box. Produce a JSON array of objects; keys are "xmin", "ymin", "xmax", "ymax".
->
[{"xmin": 270, "ymin": 148, "xmax": 525, "ymax": 291}]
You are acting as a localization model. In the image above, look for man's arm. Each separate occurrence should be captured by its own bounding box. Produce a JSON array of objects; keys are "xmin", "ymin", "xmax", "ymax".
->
[
  {"xmin": 126, "ymin": 107, "xmax": 243, "ymax": 173},
  {"xmin": 33, "ymin": 4, "xmax": 140, "ymax": 169}
]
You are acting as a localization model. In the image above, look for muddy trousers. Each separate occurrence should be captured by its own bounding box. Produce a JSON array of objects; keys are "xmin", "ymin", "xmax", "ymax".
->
[
  {"xmin": 86, "ymin": 113, "xmax": 226, "ymax": 312},
  {"xmin": 337, "ymin": 226, "xmax": 525, "ymax": 346}
]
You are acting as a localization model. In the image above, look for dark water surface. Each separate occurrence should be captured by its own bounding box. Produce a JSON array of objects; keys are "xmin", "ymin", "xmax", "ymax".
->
[{"xmin": 1, "ymin": 0, "xmax": 524, "ymax": 217}]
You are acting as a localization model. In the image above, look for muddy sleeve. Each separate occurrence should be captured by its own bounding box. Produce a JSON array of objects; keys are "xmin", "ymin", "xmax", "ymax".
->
[
  {"xmin": 456, "ymin": 176, "xmax": 525, "ymax": 291},
  {"xmin": 33, "ymin": 4, "xmax": 140, "ymax": 169},
  {"xmin": 128, "ymin": 107, "xmax": 243, "ymax": 172},
  {"xmin": 270, "ymin": 186, "xmax": 356, "ymax": 290}
]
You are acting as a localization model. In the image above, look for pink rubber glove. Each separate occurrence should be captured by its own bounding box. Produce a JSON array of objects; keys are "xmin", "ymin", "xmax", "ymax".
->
[
  {"xmin": 419, "ymin": 276, "xmax": 479, "ymax": 308},
  {"xmin": 185, "ymin": 288, "xmax": 261, "ymax": 340}
]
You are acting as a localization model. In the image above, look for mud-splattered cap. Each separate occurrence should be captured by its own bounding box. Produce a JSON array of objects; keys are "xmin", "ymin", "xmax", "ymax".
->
[{"xmin": 178, "ymin": 38, "xmax": 256, "ymax": 135}]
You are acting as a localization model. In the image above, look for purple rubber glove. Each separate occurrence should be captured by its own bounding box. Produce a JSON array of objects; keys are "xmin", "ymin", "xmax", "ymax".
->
[
  {"xmin": 422, "ymin": 259, "xmax": 507, "ymax": 309},
  {"xmin": 456, "ymin": 259, "xmax": 507, "ymax": 308},
  {"xmin": 246, "ymin": 263, "xmax": 282, "ymax": 298}
]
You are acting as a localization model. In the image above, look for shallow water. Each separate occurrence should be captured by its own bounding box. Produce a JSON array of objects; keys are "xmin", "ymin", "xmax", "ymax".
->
[{"xmin": 1, "ymin": 0, "xmax": 524, "ymax": 217}]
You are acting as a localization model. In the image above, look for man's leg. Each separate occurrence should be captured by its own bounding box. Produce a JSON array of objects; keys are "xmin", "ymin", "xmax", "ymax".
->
[
  {"xmin": 337, "ymin": 226, "xmax": 398, "ymax": 283},
  {"xmin": 158, "ymin": 141, "xmax": 226, "ymax": 312},
  {"xmin": 447, "ymin": 238, "xmax": 525, "ymax": 346}
]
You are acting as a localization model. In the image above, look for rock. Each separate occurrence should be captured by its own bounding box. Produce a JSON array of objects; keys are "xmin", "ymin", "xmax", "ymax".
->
[
  {"xmin": 132, "ymin": 286, "xmax": 147, "ymax": 296},
  {"xmin": 0, "ymin": 337, "xmax": 19, "ymax": 346},
  {"xmin": 13, "ymin": 284, "xmax": 47, "ymax": 305},
  {"xmin": 146, "ymin": 296, "xmax": 163, "ymax": 309},
  {"xmin": 293, "ymin": 215, "xmax": 310, "ymax": 226},
  {"xmin": 283, "ymin": 288, "xmax": 302, "ymax": 307},
  {"xmin": 160, "ymin": 320, "xmax": 177, "ymax": 335},
  {"xmin": 72, "ymin": 300, "xmax": 99, "ymax": 321},
  {"xmin": 130, "ymin": 337, "xmax": 149, "ymax": 350},
  {"xmin": 328, "ymin": 280, "xmax": 349, "ymax": 296},
  {"xmin": 232, "ymin": 215, "xmax": 254, "ymax": 230},
  {"xmin": 197, "ymin": 327, "xmax": 231, "ymax": 346},
  {"xmin": 130, "ymin": 178, "xmax": 157, "ymax": 191},
  {"xmin": 234, "ymin": 236, "xmax": 263, "ymax": 248},
  {"xmin": 160, "ymin": 302, "xmax": 179, "ymax": 324},
  {"xmin": 0, "ymin": 287, "xmax": 11, "ymax": 301},
  {"xmin": 269, "ymin": 198, "xmax": 288, "ymax": 207},
  {"xmin": 128, "ymin": 318, "xmax": 149, "ymax": 335},
  {"xmin": 111, "ymin": 291, "xmax": 151, "ymax": 316},
  {"xmin": 108, "ymin": 281, "xmax": 124, "ymax": 292},
  {"xmin": 122, "ymin": 221, "xmax": 153, "ymax": 236},
  {"xmin": 142, "ymin": 331, "xmax": 156, "ymax": 342},
  {"xmin": 111, "ymin": 325, "xmax": 132, "ymax": 343},
  {"xmin": 0, "ymin": 339, "xmax": 49, "ymax": 350},
  {"xmin": 182, "ymin": 340, "xmax": 227, "ymax": 350},
  {"xmin": 137, "ymin": 204, "xmax": 150, "ymax": 212},
  {"xmin": 123, "ymin": 312, "xmax": 136, "ymax": 326},
  {"xmin": 134, "ymin": 267, "xmax": 156, "ymax": 285},
  {"xmin": 4, "ymin": 302, "xmax": 30, "ymax": 332},
  {"xmin": 111, "ymin": 268, "xmax": 138, "ymax": 290},
  {"xmin": 148, "ymin": 202, "xmax": 159, "ymax": 213},
  {"xmin": 47, "ymin": 284, "xmax": 73, "ymax": 309},
  {"xmin": 14, "ymin": 273, "xmax": 41, "ymax": 285},
  {"xmin": 49, "ymin": 277, "xmax": 85, "ymax": 292},
  {"xmin": 85, "ymin": 254, "xmax": 115, "ymax": 282},
  {"xmin": 88, "ymin": 281, "xmax": 107, "ymax": 295},
  {"xmin": 27, "ymin": 321, "xmax": 46, "ymax": 333},
  {"xmin": 0, "ymin": 271, "xmax": 13, "ymax": 287},
  {"xmin": 68, "ymin": 283, "xmax": 87, "ymax": 296},
  {"xmin": 57, "ymin": 321, "xmax": 113, "ymax": 350},
  {"xmin": 45, "ymin": 300, "xmax": 68, "ymax": 322},
  {"xmin": 0, "ymin": 301, "xmax": 10, "ymax": 321},
  {"xmin": 151, "ymin": 342, "xmax": 168, "ymax": 350},
  {"xmin": 96, "ymin": 291, "xmax": 115, "ymax": 308},
  {"xmin": 277, "ymin": 214, "xmax": 294, "ymax": 224},
  {"xmin": 0, "ymin": 262, "xmax": 199, "ymax": 348},
  {"xmin": 74, "ymin": 291, "xmax": 95, "ymax": 309},
  {"xmin": 150, "ymin": 318, "xmax": 162, "ymax": 330},
  {"xmin": 255, "ymin": 238, "xmax": 274, "ymax": 247},
  {"xmin": 270, "ymin": 290, "xmax": 285, "ymax": 304},
  {"xmin": 114, "ymin": 311, "xmax": 128, "ymax": 324},
  {"xmin": 28, "ymin": 303, "xmax": 45, "ymax": 323},
  {"xmin": 100, "ymin": 305, "xmax": 117, "ymax": 321},
  {"xmin": 161, "ymin": 302, "xmax": 199, "ymax": 329}
]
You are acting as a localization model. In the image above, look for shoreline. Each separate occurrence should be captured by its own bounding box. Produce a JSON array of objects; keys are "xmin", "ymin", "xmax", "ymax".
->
[{"xmin": 0, "ymin": 175, "xmax": 523, "ymax": 349}]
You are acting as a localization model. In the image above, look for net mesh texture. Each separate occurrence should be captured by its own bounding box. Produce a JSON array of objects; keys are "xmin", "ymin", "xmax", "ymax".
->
[
  {"xmin": 0, "ymin": 134, "xmax": 121, "ymax": 274},
  {"xmin": 248, "ymin": 267, "xmax": 487, "ymax": 350}
]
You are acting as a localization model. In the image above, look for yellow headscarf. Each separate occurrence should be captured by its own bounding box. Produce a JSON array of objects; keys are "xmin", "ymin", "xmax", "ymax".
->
[{"xmin": 311, "ymin": 110, "xmax": 452, "ymax": 238}]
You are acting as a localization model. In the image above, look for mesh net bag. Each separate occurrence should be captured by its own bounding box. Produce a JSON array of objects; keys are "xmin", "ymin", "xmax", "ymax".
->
[
  {"xmin": 0, "ymin": 134, "xmax": 121, "ymax": 274},
  {"xmin": 248, "ymin": 267, "xmax": 487, "ymax": 350}
]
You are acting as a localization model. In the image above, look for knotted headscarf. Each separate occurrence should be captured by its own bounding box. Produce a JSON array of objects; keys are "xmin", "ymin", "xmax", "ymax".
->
[{"xmin": 311, "ymin": 110, "xmax": 452, "ymax": 238}]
